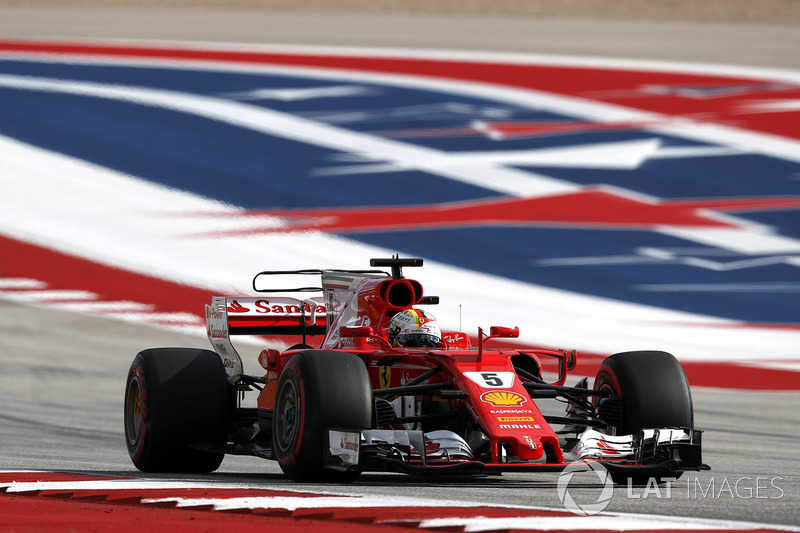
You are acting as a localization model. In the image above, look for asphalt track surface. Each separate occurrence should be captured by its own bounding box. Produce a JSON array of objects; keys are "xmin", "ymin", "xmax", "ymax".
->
[
  {"xmin": 0, "ymin": 4, "xmax": 799, "ymax": 529},
  {"xmin": 2, "ymin": 4, "xmax": 800, "ymax": 69}
]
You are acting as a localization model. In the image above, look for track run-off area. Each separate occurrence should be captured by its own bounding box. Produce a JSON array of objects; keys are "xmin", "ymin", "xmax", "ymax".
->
[
  {"xmin": 0, "ymin": 469, "xmax": 796, "ymax": 533},
  {"xmin": 0, "ymin": 38, "xmax": 799, "ymax": 531}
]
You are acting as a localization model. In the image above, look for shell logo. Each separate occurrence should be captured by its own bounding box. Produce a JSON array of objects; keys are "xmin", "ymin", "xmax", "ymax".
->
[{"xmin": 481, "ymin": 390, "xmax": 527, "ymax": 407}]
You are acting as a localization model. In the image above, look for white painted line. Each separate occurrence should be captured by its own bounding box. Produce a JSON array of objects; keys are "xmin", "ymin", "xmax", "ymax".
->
[
  {"xmin": 0, "ymin": 278, "xmax": 47, "ymax": 289},
  {"xmin": 112, "ymin": 312, "xmax": 203, "ymax": 324},
  {"xmin": 0, "ymin": 290, "xmax": 97, "ymax": 302},
  {"xmin": 50, "ymin": 300, "xmax": 154, "ymax": 312},
  {"xmin": 412, "ymin": 515, "xmax": 743, "ymax": 531},
  {"xmin": 0, "ymin": 74, "xmax": 578, "ymax": 199}
]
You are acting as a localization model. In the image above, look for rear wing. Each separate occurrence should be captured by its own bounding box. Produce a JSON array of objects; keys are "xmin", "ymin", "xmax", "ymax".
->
[
  {"xmin": 205, "ymin": 295, "xmax": 326, "ymax": 376},
  {"xmin": 211, "ymin": 296, "xmax": 327, "ymax": 336},
  {"xmin": 205, "ymin": 266, "xmax": 389, "ymax": 376}
]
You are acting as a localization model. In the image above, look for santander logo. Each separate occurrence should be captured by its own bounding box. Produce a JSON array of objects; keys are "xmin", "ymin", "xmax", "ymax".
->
[{"xmin": 226, "ymin": 300, "xmax": 250, "ymax": 313}]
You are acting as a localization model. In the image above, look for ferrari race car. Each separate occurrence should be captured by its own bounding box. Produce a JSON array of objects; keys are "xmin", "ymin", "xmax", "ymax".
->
[{"xmin": 124, "ymin": 257, "xmax": 708, "ymax": 484}]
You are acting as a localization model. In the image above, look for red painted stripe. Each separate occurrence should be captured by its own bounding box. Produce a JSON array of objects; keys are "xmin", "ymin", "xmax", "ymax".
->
[
  {"xmin": 0, "ymin": 234, "xmax": 213, "ymax": 320},
  {"xmin": 1, "ymin": 493, "xmax": 390, "ymax": 533},
  {"xmin": 0, "ymin": 472, "xmax": 122, "ymax": 483}
]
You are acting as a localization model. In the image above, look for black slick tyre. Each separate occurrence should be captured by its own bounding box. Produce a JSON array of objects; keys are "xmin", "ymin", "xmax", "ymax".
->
[
  {"xmin": 593, "ymin": 350, "xmax": 694, "ymax": 484},
  {"xmin": 272, "ymin": 350, "xmax": 371, "ymax": 482},
  {"xmin": 124, "ymin": 348, "xmax": 230, "ymax": 473},
  {"xmin": 594, "ymin": 350, "xmax": 693, "ymax": 435}
]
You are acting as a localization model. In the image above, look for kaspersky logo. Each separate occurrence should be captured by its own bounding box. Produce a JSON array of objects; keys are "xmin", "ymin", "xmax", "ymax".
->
[{"xmin": 481, "ymin": 390, "xmax": 527, "ymax": 407}]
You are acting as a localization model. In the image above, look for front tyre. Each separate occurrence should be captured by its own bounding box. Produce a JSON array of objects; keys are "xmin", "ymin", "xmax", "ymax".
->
[
  {"xmin": 593, "ymin": 350, "xmax": 693, "ymax": 484},
  {"xmin": 272, "ymin": 350, "xmax": 371, "ymax": 482},
  {"xmin": 124, "ymin": 348, "xmax": 230, "ymax": 473}
]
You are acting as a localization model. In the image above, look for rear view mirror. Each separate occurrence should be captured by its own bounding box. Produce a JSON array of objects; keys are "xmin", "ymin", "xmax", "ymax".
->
[{"xmin": 488, "ymin": 326, "xmax": 519, "ymax": 338}]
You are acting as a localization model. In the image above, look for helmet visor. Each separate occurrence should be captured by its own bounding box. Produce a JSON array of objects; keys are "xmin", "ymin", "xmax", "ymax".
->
[{"xmin": 396, "ymin": 333, "xmax": 441, "ymax": 348}]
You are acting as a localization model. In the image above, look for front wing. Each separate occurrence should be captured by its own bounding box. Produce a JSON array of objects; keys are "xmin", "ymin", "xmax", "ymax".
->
[{"xmin": 325, "ymin": 427, "xmax": 708, "ymax": 478}]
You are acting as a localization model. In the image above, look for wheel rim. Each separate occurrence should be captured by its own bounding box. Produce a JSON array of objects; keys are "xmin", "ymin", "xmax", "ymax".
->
[
  {"xmin": 275, "ymin": 379, "xmax": 299, "ymax": 454},
  {"xmin": 125, "ymin": 378, "xmax": 143, "ymax": 446}
]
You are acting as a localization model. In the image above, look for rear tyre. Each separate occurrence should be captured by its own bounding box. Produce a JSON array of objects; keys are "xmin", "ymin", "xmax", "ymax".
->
[
  {"xmin": 593, "ymin": 350, "xmax": 693, "ymax": 484},
  {"xmin": 272, "ymin": 350, "xmax": 371, "ymax": 482},
  {"xmin": 124, "ymin": 348, "xmax": 230, "ymax": 473}
]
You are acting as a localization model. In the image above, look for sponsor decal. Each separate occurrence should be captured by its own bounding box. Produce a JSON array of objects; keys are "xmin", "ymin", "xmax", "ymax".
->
[
  {"xmin": 220, "ymin": 298, "xmax": 327, "ymax": 316},
  {"xmin": 205, "ymin": 303, "xmax": 229, "ymax": 339},
  {"xmin": 328, "ymin": 430, "xmax": 360, "ymax": 467},
  {"xmin": 497, "ymin": 416, "xmax": 536, "ymax": 422},
  {"xmin": 207, "ymin": 327, "xmax": 228, "ymax": 339},
  {"xmin": 490, "ymin": 408, "xmax": 534, "ymax": 414},
  {"xmin": 226, "ymin": 299, "xmax": 250, "ymax": 313},
  {"xmin": 254, "ymin": 299, "xmax": 325, "ymax": 315},
  {"xmin": 443, "ymin": 332, "xmax": 466, "ymax": 343},
  {"xmin": 499, "ymin": 423, "xmax": 540, "ymax": 429},
  {"xmin": 442, "ymin": 332, "xmax": 470, "ymax": 348},
  {"xmin": 481, "ymin": 390, "xmax": 527, "ymax": 407}
]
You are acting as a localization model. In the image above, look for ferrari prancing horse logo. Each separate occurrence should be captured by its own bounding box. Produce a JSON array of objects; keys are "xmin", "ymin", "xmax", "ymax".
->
[{"xmin": 379, "ymin": 365, "xmax": 392, "ymax": 389}]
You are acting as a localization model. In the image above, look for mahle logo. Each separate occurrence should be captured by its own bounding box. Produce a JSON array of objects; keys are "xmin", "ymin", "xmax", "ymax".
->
[{"xmin": 556, "ymin": 461, "xmax": 614, "ymax": 516}]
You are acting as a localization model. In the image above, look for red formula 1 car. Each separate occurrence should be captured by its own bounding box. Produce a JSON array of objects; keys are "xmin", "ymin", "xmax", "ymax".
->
[{"xmin": 124, "ymin": 257, "xmax": 707, "ymax": 484}]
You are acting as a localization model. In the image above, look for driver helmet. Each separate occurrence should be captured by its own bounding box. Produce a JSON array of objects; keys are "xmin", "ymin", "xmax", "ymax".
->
[{"xmin": 388, "ymin": 309, "xmax": 442, "ymax": 348}]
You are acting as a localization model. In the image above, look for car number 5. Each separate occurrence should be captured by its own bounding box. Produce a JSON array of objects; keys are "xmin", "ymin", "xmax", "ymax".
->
[
  {"xmin": 482, "ymin": 373, "xmax": 503, "ymax": 386},
  {"xmin": 464, "ymin": 371, "xmax": 515, "ymax": 389}
]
